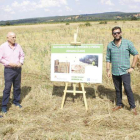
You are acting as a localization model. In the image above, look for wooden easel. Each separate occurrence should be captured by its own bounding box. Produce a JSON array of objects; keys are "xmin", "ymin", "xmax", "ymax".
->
[
  {"xmin": 61, "ymin": 82, "xmax": 88, "ymax": 110},
  {"xmin": 61, "ymin": 28, "xmax": 88, "ymax": 111}
]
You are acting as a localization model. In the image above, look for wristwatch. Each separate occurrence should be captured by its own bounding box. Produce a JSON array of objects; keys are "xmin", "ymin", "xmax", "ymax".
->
[{"xmin": 131, "ymin": 67, "xmax": 134, "ymax": 69}]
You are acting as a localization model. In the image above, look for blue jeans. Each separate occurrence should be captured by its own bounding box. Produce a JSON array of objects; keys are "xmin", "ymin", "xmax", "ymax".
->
[
  {"xmin": 112, "ymin": 73, "xmax": 135, "ymax": 109},
  {"xmin": 2, "ymin": 67, "xmax": 21, "ymax": 108}
]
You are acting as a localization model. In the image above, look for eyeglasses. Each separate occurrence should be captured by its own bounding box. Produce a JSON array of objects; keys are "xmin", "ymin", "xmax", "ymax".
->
[{"xmin": 113, "ymin": 32, "xmax": 121, "ymax": 35}]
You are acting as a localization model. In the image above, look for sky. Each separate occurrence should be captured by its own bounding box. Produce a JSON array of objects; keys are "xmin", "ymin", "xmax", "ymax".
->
[{"xmin": 0, "ymin": 0, "xmax": 140, "ymax": 21}]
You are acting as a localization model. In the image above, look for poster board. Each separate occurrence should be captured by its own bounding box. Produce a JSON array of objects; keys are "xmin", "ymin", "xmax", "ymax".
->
[{"xmin": 51, "ymin": 44, "xmax": 103, "ymax": 83}]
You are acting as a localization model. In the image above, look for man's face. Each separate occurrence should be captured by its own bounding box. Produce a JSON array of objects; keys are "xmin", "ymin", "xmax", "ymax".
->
[
  {"xmin": 112, "ymin": 29, "xmax": 122, "ymax": 40},
  {"xmin": 7, "ymin": 33, "xmax": 16, "ymax": 45}
]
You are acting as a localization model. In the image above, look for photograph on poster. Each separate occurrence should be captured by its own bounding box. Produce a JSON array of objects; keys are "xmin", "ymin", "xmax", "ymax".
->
[
  {"xmin": 54, "ymin": 60, "xmax": 70, "ymax": 73},
  {"xmin": 79, "ymin": 55, "xmax": 98, "ymax": 66},
  {"xmin": 71, "ymin": 64, "xmax": 85, "ymax": 74}
]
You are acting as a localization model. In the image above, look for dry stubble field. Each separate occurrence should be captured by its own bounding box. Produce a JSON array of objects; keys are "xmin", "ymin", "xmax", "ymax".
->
[{"xmin": 0, "ymin": 21, "xmax": 140, "ymax": 140}]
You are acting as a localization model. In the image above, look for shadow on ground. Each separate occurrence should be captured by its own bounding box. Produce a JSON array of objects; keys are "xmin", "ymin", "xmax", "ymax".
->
[
  {"xmin": 97, "ymin": 85, "xmax": 140, "ymax": 110},
  {"xmin": 20, "ymin": 86, "xmax": 32, "ymax": 102},
  {"xmin": 52, "ymin": 84, "xmax": 140, "ymax": 110},
  {"xmin": 97, "ymin": 85, "xmax": 116, "ymax": 103},
  {"xmin": 0, "ymin": 96, "xmax": 12, "ymax": 111},
  {"xmin": 52, "ymin": 85, "xmax": 96, "ymax": 100},
  {"xmin": 0, "ymin": 86, "xmax": 31, "ymax": 111},
  {"xmin": 133, "ymin": 92, "xmax": 140, "ymax": 104}
]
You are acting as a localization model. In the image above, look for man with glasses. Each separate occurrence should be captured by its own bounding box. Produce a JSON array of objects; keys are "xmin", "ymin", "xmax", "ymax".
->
[{"xmin": 106, "ymin": 26, "xmax": 139, "ymax": 115}]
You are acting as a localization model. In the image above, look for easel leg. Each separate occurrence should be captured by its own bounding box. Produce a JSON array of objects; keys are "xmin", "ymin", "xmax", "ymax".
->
[
  {"xmin": 73, "ymin": 84, "xmax": 76, "ymax": 96},
  {"xmin": 78, "ymin": 83, "xmax": 82, "ymax": 100},
  {"xmin": 81, "ymin": 83, "xmax": 88, "ymax": 111},
  {"xmin": 73, "ymin": 83, "xmax": 76, "ymax": 102},
  {"xmin": 61, "ymin": 83, "xmax": 68, "ymax": 109},
  {"xmin": 79, "ymin": 83, "xmax": 82, "ymax": 91}
]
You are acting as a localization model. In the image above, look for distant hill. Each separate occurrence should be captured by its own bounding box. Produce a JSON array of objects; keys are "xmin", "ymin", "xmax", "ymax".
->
[{"xmin": 0, "ymin": 12, "xmax": 140, "ymax": 26}]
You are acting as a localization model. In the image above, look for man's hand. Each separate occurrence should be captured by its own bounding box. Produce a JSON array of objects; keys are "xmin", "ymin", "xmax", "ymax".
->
[
  {"xmin": 106, "ymin": 62, "xmax": 111, "ymax": 78},
  {"xmin": 127, "ymin": 68, "xmax": 134, "ymax": 73},
  {"xmin": 107, "ymin": 69, "xmax": 111, "ymax": 78},
  {"xmin": 9, "ymin": 63, "xmax": 17, "ymax": 67},
  {"xmin": 9, "ymin": 63, "xmax": 22, "ymax": 68},
  {"xmin": 17, "ymin": 63, "xmax": 22, "ymax": 68}
]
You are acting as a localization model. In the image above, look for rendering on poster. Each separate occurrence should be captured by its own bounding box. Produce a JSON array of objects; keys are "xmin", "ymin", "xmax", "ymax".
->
[{"xmin": 51, "ymin": 44, "xmax": 103, "ymax": 83}]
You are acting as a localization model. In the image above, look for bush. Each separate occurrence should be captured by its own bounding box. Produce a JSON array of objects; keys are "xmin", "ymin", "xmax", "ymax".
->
[
  {"xmin": 85, "ymin": 22, "xmax": 91, "ymax": 26},
  {"xmin": 131, "ymin": 16, "xmax": 138, "ymax": 20},
  {"xmin": 99, "ymin": 21, "xmax": 107, "ymax": 24},
  {"xmin": 5, "ymin": 21, "xmax": 11, "ymax": 26},
  {"xmin": 66, "ymin": 22, "xmax": 70, "ymax": 25},
  {"xmin": 79, "ymin": 24, "xmax": 84, "ymax": 27}
]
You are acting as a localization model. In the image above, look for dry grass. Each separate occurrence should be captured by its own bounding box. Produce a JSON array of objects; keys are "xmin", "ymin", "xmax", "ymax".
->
[{"xmin": 0, "ymin": 21, "xmax": 140, "ymax": 140}]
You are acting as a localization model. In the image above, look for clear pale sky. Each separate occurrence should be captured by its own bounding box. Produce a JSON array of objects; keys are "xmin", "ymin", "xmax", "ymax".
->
[{"xmin": 0, "ymin": 0, "xmax": 140, "ymax": 21}]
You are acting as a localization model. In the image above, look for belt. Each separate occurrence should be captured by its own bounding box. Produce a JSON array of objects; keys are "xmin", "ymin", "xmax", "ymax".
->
[{"xmin": 5, "ymin": 67, "xmax": 21, "ymax": 69}]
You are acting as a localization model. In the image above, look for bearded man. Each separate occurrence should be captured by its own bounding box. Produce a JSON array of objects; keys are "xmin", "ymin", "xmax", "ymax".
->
[{"xmin": 106, "ymin": 26, "xmax": 139, "ymax": 115}]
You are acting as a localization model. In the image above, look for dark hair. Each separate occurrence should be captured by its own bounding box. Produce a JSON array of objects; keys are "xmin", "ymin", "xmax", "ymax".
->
[{"xmin": 112, "ymin": 26, "xmax": 122, "ymax": 34}]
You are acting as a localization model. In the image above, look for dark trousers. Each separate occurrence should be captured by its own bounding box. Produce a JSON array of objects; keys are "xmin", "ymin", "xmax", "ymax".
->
[
  {"xmin": 112, "ymin": 73, "xmax": 135, "ymax": 109},
  {"xmin": 2, "ymin": 67, "xmax": 21, "ymax": 108}
]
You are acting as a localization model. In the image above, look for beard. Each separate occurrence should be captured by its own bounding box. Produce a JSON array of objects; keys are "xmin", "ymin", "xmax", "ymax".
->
[{"xmin": 114, "ymin": 36, "xmax": 122, "ymax": 41}]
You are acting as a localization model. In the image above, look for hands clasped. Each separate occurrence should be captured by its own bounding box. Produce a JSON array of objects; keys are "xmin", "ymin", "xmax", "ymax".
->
[{"xmin": 9, "ymin": 63, "xmax": 22, "ymax": 68}]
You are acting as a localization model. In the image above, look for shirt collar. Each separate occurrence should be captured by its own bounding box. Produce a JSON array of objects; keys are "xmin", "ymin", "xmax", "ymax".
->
[
  {"xmin": 111, "ymin": 38, "xmax": 124, "ymax": 46},
  {"xmin": 7, "ymin": 41, "xmax": 17, "ymax": 49}
]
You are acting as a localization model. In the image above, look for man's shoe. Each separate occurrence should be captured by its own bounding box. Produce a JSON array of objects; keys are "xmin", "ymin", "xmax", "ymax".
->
[
  {"xmin": 131, "ymin": 108, "xmax": 137, "ymax": 115},
  {"xmin": 14, "ymin": 104, "xmax": 22, "ymax": 108},
  {"xmin": 2, "ymin": 107, "xmax": 7, "ymax": 113},
  {"xmin": 112, "ymin": 106, "xmax": 123, "ymax": 111}
]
